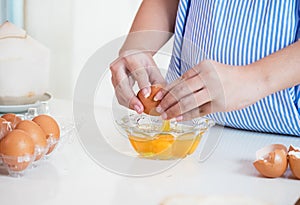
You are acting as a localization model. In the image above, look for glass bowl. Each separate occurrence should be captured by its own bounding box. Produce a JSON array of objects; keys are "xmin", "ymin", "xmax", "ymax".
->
[{"xmin": 116, "ymin": 113, "xmax": 215, "ymax": 160}]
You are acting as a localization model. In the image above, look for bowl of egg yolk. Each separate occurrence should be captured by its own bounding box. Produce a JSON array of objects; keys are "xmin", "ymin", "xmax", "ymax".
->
[
  {"xmin": 116, "ymin": 85, "xmax": 215, "ymax": 160},
  {"xmin": 116, "ymin": 114, "xmax": 215, "ymax": 160}
]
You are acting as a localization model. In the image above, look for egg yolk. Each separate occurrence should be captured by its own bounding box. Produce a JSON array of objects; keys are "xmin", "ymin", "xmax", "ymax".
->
[
  {"xmin": 161, "ymin": 120, "xmax": 171, "ymax": 132},
  {"xmin": 128, "ymin": 120, "xmax": 202, "ymax": 159}
]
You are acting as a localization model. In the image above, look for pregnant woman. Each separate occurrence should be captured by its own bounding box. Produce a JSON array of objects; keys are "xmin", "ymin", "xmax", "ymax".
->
[{"xmin": 110, "ymin": 0, "xmax": 300, "ymax": 136}]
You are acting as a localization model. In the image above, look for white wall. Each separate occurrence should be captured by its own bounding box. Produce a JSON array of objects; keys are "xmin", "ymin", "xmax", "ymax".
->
[
  {"xmin": 25, "ymin": 0, "xmax": 174, "ymax": 108},
  {"xmin": 25, "ymin": 0, "xmax": 141, "ymax": 100},
  {"xmin": 73, "ymin": 0, "xmax": 142, "ymax": 108},
  {"xmin": 25, "ymin": 0, "xmax": 74, "ymax": 99}
]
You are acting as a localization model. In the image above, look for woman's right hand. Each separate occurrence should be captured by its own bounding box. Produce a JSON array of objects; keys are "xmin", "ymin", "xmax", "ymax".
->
[{"xmin": 110, "ymin": 50, "xmax": 165, "ymax": 114}]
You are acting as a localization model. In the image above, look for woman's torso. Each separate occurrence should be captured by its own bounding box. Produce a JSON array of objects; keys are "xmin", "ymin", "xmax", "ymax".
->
[{"xmin": 167, "ymin": 0, "xmax": 300, "ymax": 136}]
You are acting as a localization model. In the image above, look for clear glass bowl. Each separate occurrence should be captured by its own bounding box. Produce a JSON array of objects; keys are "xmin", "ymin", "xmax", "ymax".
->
[{"xmin": 116, "ymin": 113, "xmax": 215, "ymax": 160}]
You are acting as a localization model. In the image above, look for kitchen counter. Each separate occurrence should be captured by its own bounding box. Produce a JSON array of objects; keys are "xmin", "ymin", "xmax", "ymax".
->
[{"xmin": 0, "ymin": 99, "xmax": 299, "ymax": 205}]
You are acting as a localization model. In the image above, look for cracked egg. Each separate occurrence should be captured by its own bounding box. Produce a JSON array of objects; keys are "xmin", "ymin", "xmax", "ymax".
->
[
  {"xmin": 253, "ymin": 144, "xmax": 288, "ymax": 178},
  {"xmin": 288, "ymin": 145, "xmax": 300, "ymax": 179}
]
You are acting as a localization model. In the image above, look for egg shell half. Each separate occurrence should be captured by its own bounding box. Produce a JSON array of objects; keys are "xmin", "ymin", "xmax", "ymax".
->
[
  {"xmin": 289, "ymin": 145, "xmax": 300, "ymax": 152},
  {"xmin": 253, "ymin": 144, "xmax": 288, "ymax": 178},
  {"xmin": 288, "ymin": 145, "xmax": 300, "ymax": 180}
]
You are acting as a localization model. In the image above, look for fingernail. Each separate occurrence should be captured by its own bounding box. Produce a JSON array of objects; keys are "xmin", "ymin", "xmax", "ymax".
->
[
  {"xmin": 142, "ymin": 87, "xmax": 150, "ymax": 98},
  {"xmin": 156, "ymin": 105, "xmax": 163, "ymax": 113},
  {"xmin": 176, "ymin": 115, "xmax": 183, "ymax": 122},
  {"xmin": 134, "ymin": 105, "xmax": 142, "ymax": 113},
  {"xmin": 161, "ymin": 112, "xmax": 167, "ymax": 120},
  {"xmin": 153, "ymin": 91, "xmax": 162, "ymax": 101}
]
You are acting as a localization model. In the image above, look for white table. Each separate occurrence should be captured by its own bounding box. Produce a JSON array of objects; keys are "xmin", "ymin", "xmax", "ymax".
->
[{"xmin": 1, "ymin": 99, "xmax": 299, "ymax": 205}]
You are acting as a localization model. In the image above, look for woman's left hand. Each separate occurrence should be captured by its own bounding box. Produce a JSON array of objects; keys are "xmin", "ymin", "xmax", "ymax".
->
[{"xmin": 154, "ymin": 60, "xmax": 266, "ymax": 121}]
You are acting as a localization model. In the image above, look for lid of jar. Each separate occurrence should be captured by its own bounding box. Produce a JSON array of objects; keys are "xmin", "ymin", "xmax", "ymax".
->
[{"xmin": 0, "ymin": 21, "xmax": 26, "ymax": 40}]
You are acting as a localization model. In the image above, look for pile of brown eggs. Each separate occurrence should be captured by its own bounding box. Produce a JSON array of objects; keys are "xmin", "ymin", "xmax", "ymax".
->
[
  {"xmin": 0, "ymin": 113, "xmax": 60, "ymax": 176},
  {"xmin": 253, "ymin": 144, "xmax": 300, "ymax": 179}
]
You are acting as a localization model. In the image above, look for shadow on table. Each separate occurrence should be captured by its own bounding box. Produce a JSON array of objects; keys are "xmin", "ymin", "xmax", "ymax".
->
[
  {"xmin": 237, "ymin": 159, "xmax": 300, "ymax": 181},
  {"xmin": 0, "ymin": 161, "xmax": 60, "ymax": 205},
  {"xmin": 236, "ymin": 159, "xmax": 260, "ymax": 178}
]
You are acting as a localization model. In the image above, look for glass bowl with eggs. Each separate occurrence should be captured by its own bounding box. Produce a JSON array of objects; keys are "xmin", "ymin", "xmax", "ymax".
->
[
  {"xmin": 116, "ymin": 114, "xmax": 214, "ymax": 160},
  {"xmin": 0, "ymin": 111, "xmax": 75, "ymax": 177},
  {"xmin": 115, "ymin": 85, "xmax": 215, "ymax": 160}
]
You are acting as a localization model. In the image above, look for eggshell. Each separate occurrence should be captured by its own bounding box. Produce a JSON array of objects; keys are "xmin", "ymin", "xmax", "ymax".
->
[
  {"xmin": 137, "ymin": 85, "xmax": 162, "ymax": 116},
  {"xmin": 1, "ymin": 113, "xmax": 22, "ymax": 129},
  {"xmin": 0, "ymin": 118, "xmax": 10, "ymax": 141},
  {"xmin": 32, "ymin": 115, "xmax": 60, "ymax": 154},
  {"xmin": 0, "ymin": 129, "xmax": 35, "ymax": 171},
  {"xmin": 253, "ymin": 144, "xmax": 288, "ymax": 178},
  {"xmin": 16, "ymin": 120, "xmax": 47, "ymax": 160},
  {"xmin": 288, "ymin": 145, "xmax": 300, "ymax": 180},
  {"xmin": 288, "ymin": 144, "xmax": 300, "ymax": 152}
]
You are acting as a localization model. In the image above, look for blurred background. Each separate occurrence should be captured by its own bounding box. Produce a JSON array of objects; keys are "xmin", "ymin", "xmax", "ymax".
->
[
  {"xmin": 0, "ymin": 0, "xmax": 173, "ymax": 108},
  {"xmin": 0, "ymin": 0, "xmax": 141, "ymax": 99}
]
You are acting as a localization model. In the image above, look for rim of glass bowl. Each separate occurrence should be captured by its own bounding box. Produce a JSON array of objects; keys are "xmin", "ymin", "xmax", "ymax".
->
[{"xmin": 116, "ymin": 113, "xmax": 215, "ymax": 138}]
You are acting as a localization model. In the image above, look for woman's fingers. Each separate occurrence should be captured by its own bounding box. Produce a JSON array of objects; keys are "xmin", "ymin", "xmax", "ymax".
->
[
  {"xmin": 111, "ymin": 51, "xmax": 166, "ymax": 113},
  {"xmin": 160, "ymin": 88, "xmax": 211, "ymax": 120},
  {"xmin": 176, "ymin": 102, "xmax": 213, "ymax": 121},
  {"xmin": 110, "ymin": 58, "xmax": 144, "ymax": 113},
  {"xmin": 153, "ymin": 77, "xmax": 182, "ymax": 102},
  {"xmin": 114, "ymin": 78, "xmax": 144, "ymax": 113},
  {"xmin": 123, "ymin": 52, "xmax": 155, "ymax": 97},
  {"xmin": 157, "ymin": 74, "xmax": 206, "ymax": 114},
  {"xmin": 153, "ymin": 63, "xmax": 206, "ymax": 102}
]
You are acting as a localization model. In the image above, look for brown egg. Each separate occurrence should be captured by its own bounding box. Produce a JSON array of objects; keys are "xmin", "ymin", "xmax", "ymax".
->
[
  {"xmin": 32, "ymin": 115, "xmax": 60, "ymax": 154},
  {"xmin": 288, "ymin": 145, "xmax": 300, "ymax": 180},
  {"xmin": 137, "ymin": 85, "xmax": 162, "ymax": 116},
  {"xmin": 0, "ymin": 118, "xmax": 10, "ymax": 141},
  {"xmin": 253, "ymin": 144, "xmax": 288, "ymax": 178},
  {"xmin": 16, "ymin": 120, "xmax": 47, "ymax": 160},
  {"xmin": 0, "ymin": 129, "xmax": 35, "ymax": 171},
  {"xmin": 1, "ymin": 113, "xmax": 22, "ymax": 129}
]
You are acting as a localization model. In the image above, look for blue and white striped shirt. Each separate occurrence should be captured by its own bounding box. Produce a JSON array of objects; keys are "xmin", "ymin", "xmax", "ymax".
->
[{"xmin": 166, "ymin": 0, "xmax": 300, "ymax": 136}]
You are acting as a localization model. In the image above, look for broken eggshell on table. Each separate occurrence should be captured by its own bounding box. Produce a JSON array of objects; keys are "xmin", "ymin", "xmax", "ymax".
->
[
  {"xmin": 253, "ymin": 144, "xmax": 288, "ymax": 178},
  {"xmin": 288, "ymin": 145, "xmax": 300, "ymax": 179},
  {"xmin": 253, "ymin": 144, "xmax": 300, "ymax": 179}
]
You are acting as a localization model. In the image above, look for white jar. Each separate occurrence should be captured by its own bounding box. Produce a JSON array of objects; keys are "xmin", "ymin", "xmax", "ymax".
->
[{"xmin": 0, "ymin": 21, "xmax": 49, "ymax": 105}]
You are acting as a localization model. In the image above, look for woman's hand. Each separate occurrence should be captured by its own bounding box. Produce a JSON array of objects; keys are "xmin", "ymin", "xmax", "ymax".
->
[
  {"xmin": 109, "ymin": 0, "xmax": 179, "ymax": 114},
  {"xmin": 155, "ymin": 40, "xmax": 300, "ymax": 121},
  {"xmin": 110, "ymin": 51, "xmax": 165, "ymax": 114},
  {"xmin": 154, "ymin": 60, "xmax": 266, "ymax": 121}
]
